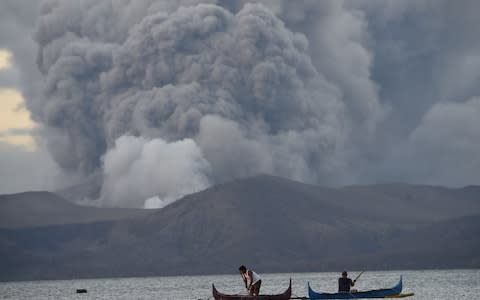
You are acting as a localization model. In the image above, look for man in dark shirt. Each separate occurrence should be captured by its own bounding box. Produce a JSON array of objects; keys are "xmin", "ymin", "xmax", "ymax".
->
[{"xmin": 338, "ymin": 271, "xmax": 355, "ymax": 292}]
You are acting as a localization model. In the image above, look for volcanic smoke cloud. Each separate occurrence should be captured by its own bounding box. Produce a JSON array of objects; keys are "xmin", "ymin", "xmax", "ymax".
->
[
  {"xmin": 27, "ymin": 0, "xmax": 480, "ymax": 207},
  {"xmin": 31, "ymin": 0, "xmax": 369, "ymax": 207}
]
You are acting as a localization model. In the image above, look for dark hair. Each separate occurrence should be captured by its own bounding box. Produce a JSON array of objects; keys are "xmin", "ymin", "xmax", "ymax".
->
[
  {"xmin": 342, "ymin": 271, "xmax": 348, "ymax": 276},
  {"xmin": 239, "ymin": 265, "xmax": 247, "ymax": 271}
]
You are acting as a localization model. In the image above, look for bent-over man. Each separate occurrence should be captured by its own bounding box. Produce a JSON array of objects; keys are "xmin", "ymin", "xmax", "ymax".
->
[{"xmin": 239, "ymin": 265, "xmax": 262, "ymax": 296}]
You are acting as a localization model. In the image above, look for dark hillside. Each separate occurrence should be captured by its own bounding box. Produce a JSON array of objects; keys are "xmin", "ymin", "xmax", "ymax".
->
[
  {"xmin": 1, "ymin": 175, "xmax": 479, "ymax": 281},
  {"xmin": 0, "ymin": 191, "xmax": 150, "ymax": 228}
]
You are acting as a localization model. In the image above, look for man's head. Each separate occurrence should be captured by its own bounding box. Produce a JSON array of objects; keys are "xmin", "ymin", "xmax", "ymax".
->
[
  {"xmin": 239, "ymin": 265, "xmax": 247, "ymax": 274},
  {"xmin": 342, "ymin": 271, "xmax": 348, "ymax": 278}
]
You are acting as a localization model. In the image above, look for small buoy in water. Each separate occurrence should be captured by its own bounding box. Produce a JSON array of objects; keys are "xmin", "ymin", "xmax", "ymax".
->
[{"xmin": 76, "ymin": 289, "xmax": 87, "ymax": 293}]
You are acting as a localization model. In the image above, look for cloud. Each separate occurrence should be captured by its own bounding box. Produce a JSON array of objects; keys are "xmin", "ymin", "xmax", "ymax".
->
[
  {"xmin": 0, "ymin": 141, "xmax": 59, "ymax": 193},
  {"xmin": 0, "ymin": 50, "xmax": 13, "ymax": 69},
  {"xmin": 0, "ymin": 127, "xmax": 36, "ymax": 137},
  {"xmin": 0, "ymin": 49, "xmax": 16, "ymax": 86},
  {"xmin": 397, "ymin": 97, "xmax": 480, "ymax": 186},
  {"xmin": 0, "ymin": 88, "xmax": 37, "ymax": 149}
]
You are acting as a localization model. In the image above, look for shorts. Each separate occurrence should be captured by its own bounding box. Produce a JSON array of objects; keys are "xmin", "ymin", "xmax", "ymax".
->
[{"xmin": 249, "ymin": 280, "xmax": 262, "ymax": 296}]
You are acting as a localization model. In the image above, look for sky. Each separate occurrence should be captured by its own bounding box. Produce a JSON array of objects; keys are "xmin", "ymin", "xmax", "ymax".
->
[{"xmin": 0, "ymin": 0, "xmax": 479, "ymax": 208}]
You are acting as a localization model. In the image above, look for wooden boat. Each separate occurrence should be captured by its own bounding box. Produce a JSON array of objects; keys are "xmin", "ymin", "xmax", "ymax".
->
[
  {"xmin": 308, "ymin": 276, "xmax": 407, "ymax": 299},
  {"xmin": 212, "ymin": 279, "xmax": 291, "ymax": 300}
]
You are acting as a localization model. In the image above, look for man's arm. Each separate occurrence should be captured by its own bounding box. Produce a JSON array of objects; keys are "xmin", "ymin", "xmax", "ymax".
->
[
  {"xmin": 247, "ymin": 270, "xmax": 253, "ymax": 289},
  {"xmin": 350, "ymin": 279, "xmax": 355, "ymax": 286}
]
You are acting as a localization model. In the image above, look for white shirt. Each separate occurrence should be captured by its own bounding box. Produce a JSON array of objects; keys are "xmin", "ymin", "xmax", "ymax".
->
[{"xmin": 247, "ymin": 269, "xmax": 261, "ymax": 285}]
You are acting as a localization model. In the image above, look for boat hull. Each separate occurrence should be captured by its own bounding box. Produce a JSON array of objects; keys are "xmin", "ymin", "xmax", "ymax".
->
[
  {"xmin": 308, "ymin": 277, "xmax": 403, "ymax": 299},
  {"xmin": 212, "ymin": 279, "xmax": 291, "ymax": 300}
]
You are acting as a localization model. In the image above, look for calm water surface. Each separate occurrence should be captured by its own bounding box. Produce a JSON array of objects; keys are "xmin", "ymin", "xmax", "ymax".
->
[{"xmin": 1, "ymin": 269, "xmax": 479, "ymax": 299}]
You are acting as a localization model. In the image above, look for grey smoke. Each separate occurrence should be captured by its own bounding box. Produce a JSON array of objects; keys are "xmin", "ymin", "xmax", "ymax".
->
[
  {"xmin": 393, "ymin": 97, "xmax": 480, "ymax": 187},
  {"xmin": 31, "ymin": 1, "xmax": 358, "ymax": 207},
  {"xmin": 3, "ymin": 0, "xmax": 479, "ymax": 205},
  {"xmin": 100, "ymin": 136, "xmax": 211, "ymax": 208}
]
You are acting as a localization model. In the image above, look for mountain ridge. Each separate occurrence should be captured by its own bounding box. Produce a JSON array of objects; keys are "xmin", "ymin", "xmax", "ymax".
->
[
  {"xmin": 0, "ymin": 191, "xmax": 150, "ymax": 228},
  {"xmin": 1, "ymin": 175, "xmax": 479, "ymax": 281}
]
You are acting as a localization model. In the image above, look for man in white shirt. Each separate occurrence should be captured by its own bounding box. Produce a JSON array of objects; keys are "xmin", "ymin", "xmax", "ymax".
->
[{"xmin": 239, "ymin": 265, "xmax": 262, "ymax": 296}]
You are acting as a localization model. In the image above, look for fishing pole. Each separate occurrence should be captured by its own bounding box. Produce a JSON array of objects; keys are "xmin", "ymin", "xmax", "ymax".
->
[{"xmin": 354, "ymin": 271, "xmax": 365, "ymax": 282}]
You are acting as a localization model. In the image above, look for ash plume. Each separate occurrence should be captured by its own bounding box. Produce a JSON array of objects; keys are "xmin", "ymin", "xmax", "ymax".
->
[
  {"xmin": 32, "ymin": 0, "xmax": 372, "ymax": 207},
  {"xmin": 21, "ymin": 0, "xmax": 480, "ymax": 207}
]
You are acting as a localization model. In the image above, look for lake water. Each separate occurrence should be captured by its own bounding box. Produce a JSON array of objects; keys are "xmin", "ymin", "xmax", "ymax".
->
[{"xmin": 0, "ymin": 269, "xmax": 478, "ymax": 299}]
